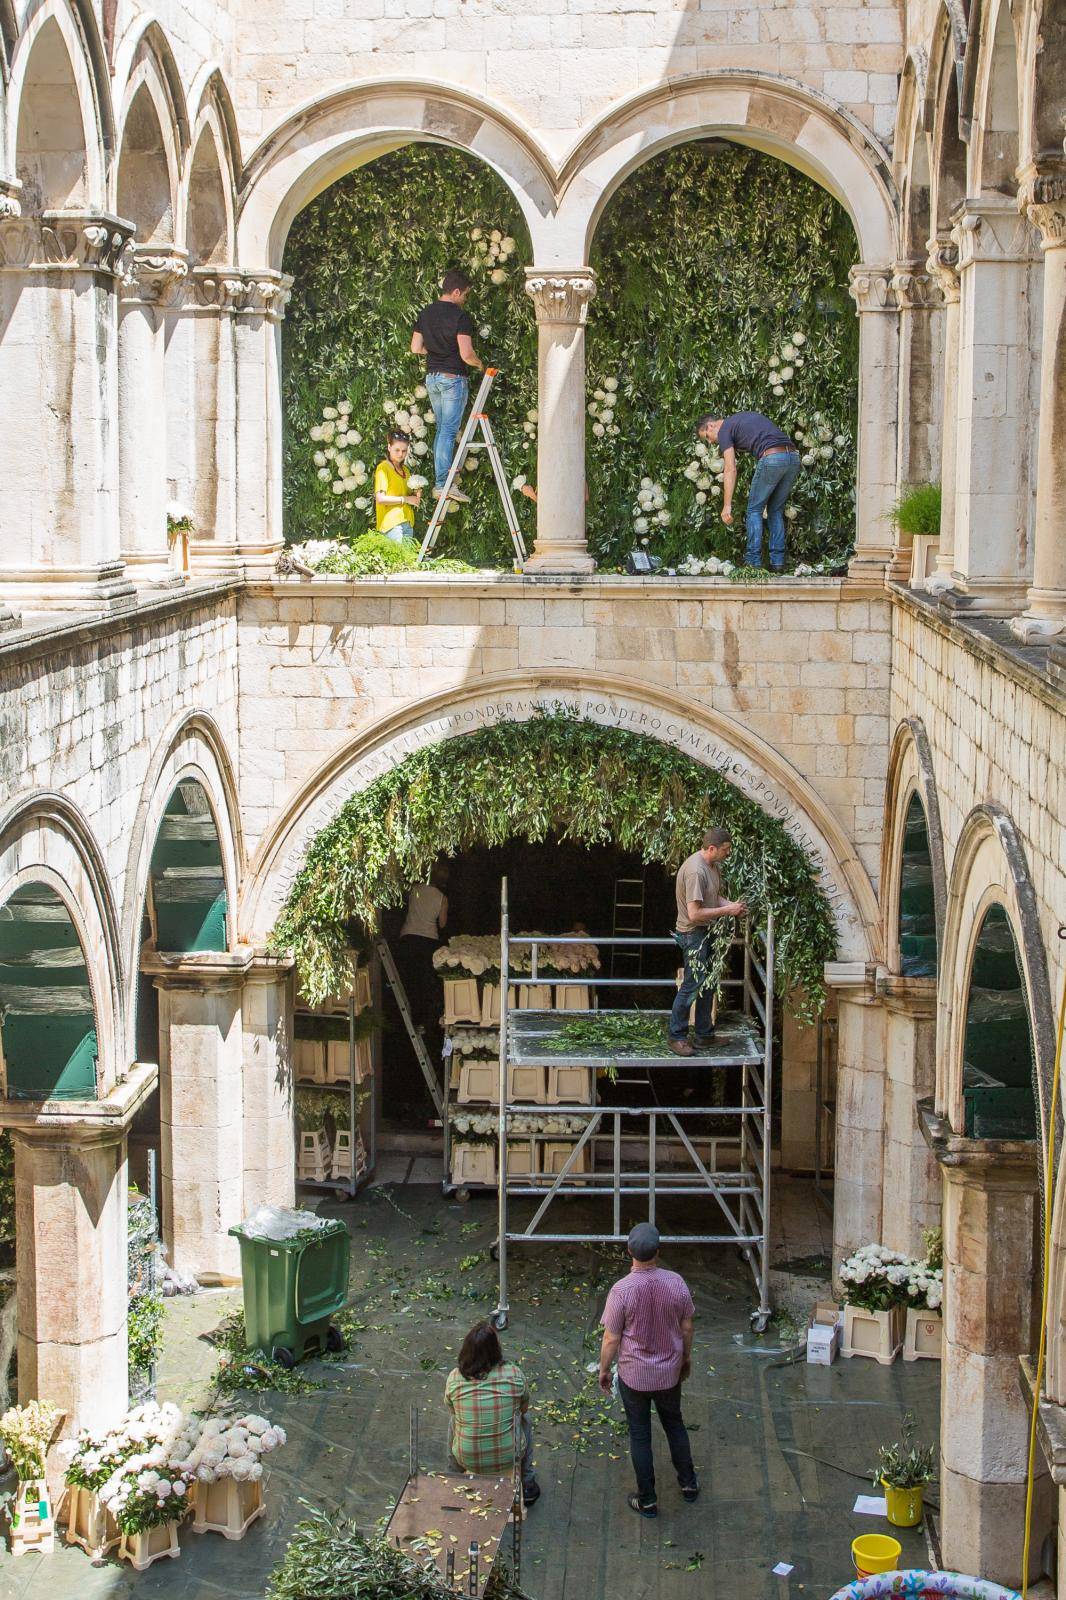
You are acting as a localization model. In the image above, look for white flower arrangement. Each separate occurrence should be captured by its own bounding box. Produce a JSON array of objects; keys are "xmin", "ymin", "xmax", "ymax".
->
[
  {"xmin": 1, "ymin": 1400, "xmax": 58, "ymax": 1481},
  {"xmin": 838, "ymin": 1243, "xmax": 942, "ymax": 1312},
  {"xmin": 588, "ymin": 376, "xmax": 622, "ymax": 441},
  {"xmin": 170, "ymin": 1413, "xmax": 287, "ymax": 1486},
  {"xmin": 451, "ymin": 1112, "xmax": 588, "ymax": 1140},
  {"xmin": 469, "ymin": 225, "xmax": 518, "ymax": 278},
  {"xmin": 94, "ymin": 1402, "xmax": 194, "ymax": 1534},
  {"xmin": 431, "ymin": 933, "xmax": 601, "ymax": 979},
  {"xmin": 449, "ymin": 1028, "xmax": 501, "ymax": 1058},
  {"xmin": 632, "ymin": 478, "xmax": 668, "ymax": 541},
  {"xmin": 676, "ymin": 555, "xmax": 735, "ymax": 577}
]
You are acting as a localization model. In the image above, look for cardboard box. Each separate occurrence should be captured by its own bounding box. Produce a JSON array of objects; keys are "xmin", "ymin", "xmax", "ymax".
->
[{"xmin": 806, "ymin": 1300, "xmax": 843, "ymax": 1365}]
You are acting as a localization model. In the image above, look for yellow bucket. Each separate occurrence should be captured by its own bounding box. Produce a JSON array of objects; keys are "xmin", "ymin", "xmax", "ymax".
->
[
  {"xmin": 852, "ymin": 1534, "xmax": 902, "ymax": 1579},
  {"xmin": 883, "ymin": 1479, "xmax": 924, "ymax": 1528}
]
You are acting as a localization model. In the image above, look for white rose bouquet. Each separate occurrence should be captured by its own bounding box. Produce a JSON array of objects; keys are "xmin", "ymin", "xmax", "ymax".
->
[
  {"xmin": 171, "ymin": 1413, "xmax": 287, "ymax": 1486},
  {"xmin": 96, "ymin": 1403, "xmax": 193, "ymax": 1534}
]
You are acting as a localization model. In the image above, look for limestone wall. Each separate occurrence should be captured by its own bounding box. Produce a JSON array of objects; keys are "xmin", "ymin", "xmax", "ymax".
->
[
  {"xmin": 236, "ymin": 576, "xmax": 892, "ymax": 889},
  {"xmin": 0, "ymin": 586, "xmax": 240, "ymax": 918}
]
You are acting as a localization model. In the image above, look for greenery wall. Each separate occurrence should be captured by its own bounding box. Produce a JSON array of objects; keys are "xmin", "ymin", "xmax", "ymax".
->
[
  {"xmin": 271, "ymin": 712, "xmax": 838, "ymax": 1013},
  {"xmin": 282, "ymin": 142, "xmax": 859, "ymax": 571}
]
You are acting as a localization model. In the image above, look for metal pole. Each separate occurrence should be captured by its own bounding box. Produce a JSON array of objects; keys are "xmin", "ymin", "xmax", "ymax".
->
[
  {"xmin": 348, "ymin": 994, "xmax": 357, "ymax": 1198},
  {"xmin": 648, "ymin": 1112, "xmax": 656, "ymax": 1228},
  {"xmin": 495, "ymin": 878, "xmax": 510, "ymax": 1328},
  {"xmin": 759, "ymin": 908, "xmax": 775, "ymax": 1322}
]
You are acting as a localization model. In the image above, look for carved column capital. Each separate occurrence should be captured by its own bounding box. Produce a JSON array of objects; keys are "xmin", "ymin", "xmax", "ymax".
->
[
  {"xmin": 952, "ymin": 193, "xmax": 1037, "ymax": 268},
  {"xmin": 0, "ymin": 178, "xmax": 21, "ymax": 223},
  {"xmin": 0, "ymin": 209, "xmax": 135, "ymax": 276},
  {"xmin": 890, "ymin": 260, "xmax": 938, "ymax": 309},
  {"xmin": 1018, "ymin": 170, "xmax": 1066, "ymax": 251},
  {"xmin": 847, "ymin": 263, "xmax": 895, "ymax": 312},
  {"xmin": 120, "ymin": 245, "xmax": 190, "ymax": 308},
  {"xmin": 231, "ymin": 268, "xmax": 293, "ymax": 321},
  {"xmin": 189, "ymin": 265, "xmax": 246, "ymax": 312},
  {"xmin": 924, "ymin": 236, "xmax": 961, "ymax": 303},
  {"xmin": 524, "ymin": 268, "xmax": 597, "ymax": 326}
]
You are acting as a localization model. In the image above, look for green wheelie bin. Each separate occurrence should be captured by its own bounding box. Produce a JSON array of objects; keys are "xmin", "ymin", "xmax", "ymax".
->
[{"xmin": 229, "ymin": 1210, "xmax": 351, "ymax": 1367}]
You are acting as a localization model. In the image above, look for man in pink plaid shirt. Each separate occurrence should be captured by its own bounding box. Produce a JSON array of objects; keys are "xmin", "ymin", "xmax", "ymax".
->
[{"xmin": 598, "ymin": 1222, "xmax": 698, "ymax": 1517}]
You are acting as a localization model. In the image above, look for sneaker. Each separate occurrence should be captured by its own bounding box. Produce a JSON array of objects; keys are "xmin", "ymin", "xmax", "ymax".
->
[
  {"xmin": 680, "ymin": 1474, "xmax": 700, "ymax": 1503},
  {"xmin": 669, "ymin": 1038, "xmax": 695, "ymax": 1058},
  {"xmin": 522, "ymin": 1480, "xmax": 541, "ymax": 1507},
  {"xmin": 627, "ymin": 1493, "xmax": 658, "ymax": 1518}
]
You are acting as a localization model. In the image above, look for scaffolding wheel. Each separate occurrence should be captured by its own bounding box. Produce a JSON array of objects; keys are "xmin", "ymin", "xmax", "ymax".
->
[
  {"xmin": 455, "ymin": 1187, "xmax": 471, "ymax": 1203},
  {"xmin": 491, "ymin": 1309, "xmax": 509, "ymax": 1332},
  {"xmin": 750, "ymin": 1309, "xmax": 772, "ymax": 1335}
]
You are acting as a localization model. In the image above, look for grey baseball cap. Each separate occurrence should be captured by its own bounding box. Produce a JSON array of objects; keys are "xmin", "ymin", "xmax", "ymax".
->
[{"xmin": 627, "ymin": 1222, "xmax": 660, "ymax": 1261}]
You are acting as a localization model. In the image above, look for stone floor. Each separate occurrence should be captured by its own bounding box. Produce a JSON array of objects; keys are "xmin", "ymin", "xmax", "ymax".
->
[{"xmin": 0, "ymin": 1176, "xmax": 940, "ymax": 1599}]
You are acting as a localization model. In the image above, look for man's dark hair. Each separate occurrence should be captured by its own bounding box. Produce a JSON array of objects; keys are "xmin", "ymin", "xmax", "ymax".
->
[
  {"xmin": 702, "ymin": 827, "xmax": 732, "ymax": 849},
  {"xmin": 457, "ymin": 1320, "xmax": 503, "ymax": 1380},
  {"xmin": 441, "ymin": 269, "xmax": 472, "ymax": 295},
  {"xmin": 695, "ymin": 413, "xmax": 719, "ymax": 434}
]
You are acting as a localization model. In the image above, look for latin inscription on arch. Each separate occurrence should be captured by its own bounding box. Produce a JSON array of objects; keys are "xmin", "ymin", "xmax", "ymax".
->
[{"xmin": 263, "ymin": 689, "xmax": 862, "ymax": 953}]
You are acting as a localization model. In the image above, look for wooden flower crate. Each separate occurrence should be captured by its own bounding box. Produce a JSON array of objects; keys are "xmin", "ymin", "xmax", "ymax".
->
[
  {"xmin": 554, "ymin": 985, "xmax": 591, "ymax": 1011},
  {"xmin": 480, "ymin": 984, "xmax": 501, "ymax": 1026},
  {"xmin": 298, "ymin": 1128, "xmax": 331, "ymax": 1182},
  {"xmin": 452, "ymin": 1142, "xmax": 496, "ymax": 1186},
  {"xmin": 903, "ymin": 1306, "xmax": 942, "ymax": 1361},
  {"xmin": 842, "ymin": 1303, "xmax": 905, "ymax": 1364},
  {"xmin": 542, "ymin": 1141, "xmax": 591, "ymax": 1180},
  {"xmin": 330, "ymin": 1129, "xmax": 353, "ymax": 1180},
  {"xmin": 119, "ymin": 1519, "xmax": 182, "ymax": 1571},
  {"xmin": 192, "ymin": 1476, "xmax": 264, "ymax": 1540},
  {"xmin": 326, "ymin": 1039, "xmax": 351, "ymax": 1084},
  {"xmin": 354, "ymin": 965, "xmax": 372, "ymax": 1012},
  {"xmin": 9, "ymin": 1479, "xmax": 55, "ymax": 1556},
  {"xmin": 65, "ymin": 1484, "xmax": 120, "ymax": 1560},
  {"xmin": 355, "ymin": 1036, "xmax": 373, "ymax": 1082},
  {"xmin": 516, "ymin": 984, "xmax": 552, "ymax": 1011},
  {"xmin": 457, "ymin": 1061, "xmax": 500, "ymax": 1105},
  {"xmin": 294, "ymin": 1038, "xmax": 326, "ymax": 1084},
  {"xmin": 443, "ymin": 979, "xmax": 482, "ymax": 1026},
  {"xmin": 506, "ymin": 1139, "xmax": 539, "ymax": 1177},
  {"xmin": 547, "ymin": 1065, "xmax": 594, "ymax": 1104},
  {"xmin": 507, "ymin": 1064, "xmax": 546, "ymax": 1103}
]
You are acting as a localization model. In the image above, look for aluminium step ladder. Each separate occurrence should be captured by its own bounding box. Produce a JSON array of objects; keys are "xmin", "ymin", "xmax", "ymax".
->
[
  {"xmin": 376, "ymin": 937, "xmax": 444, "ymax": 1118},
  {"xmin": 417, "ymin": 367, "xmax": 527, "ymax": 569}
]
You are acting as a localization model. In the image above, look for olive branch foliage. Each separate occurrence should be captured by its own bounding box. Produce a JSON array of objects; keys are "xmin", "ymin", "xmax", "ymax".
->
[
  {"xmin": 281, "ymin": 142, "xmax": 858, "ymax": 570},
  {"xmin": 270, "ymin": 712, "xmax": 838, "ymax": 1015}
]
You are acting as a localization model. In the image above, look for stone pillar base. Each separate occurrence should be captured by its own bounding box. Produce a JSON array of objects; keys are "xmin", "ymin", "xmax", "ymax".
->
[
  {"xmin": 523, "ymin": 547, "xmax": 597, "ymax": 575},
  {"xmin": 0, "ymin": 564, "xmax": 137, "ymax": 616}
]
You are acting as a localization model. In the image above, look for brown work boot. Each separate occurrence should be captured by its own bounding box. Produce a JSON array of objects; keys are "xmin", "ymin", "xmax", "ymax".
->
[{"xmin": 669, "ymin": 1038, "xmax": 695, "ymax": 1057}]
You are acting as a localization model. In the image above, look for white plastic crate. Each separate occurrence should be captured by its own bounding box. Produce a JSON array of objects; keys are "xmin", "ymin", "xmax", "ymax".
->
[
  {"xmin": 547, "ymin": 1065, "xmax": 593, "ymax": 1104},
  {"xmin": 507, "ymin": 1064, "xmax": 546, "ymax": 1103},
  {"xmin": 457, "ymin": 1060, "xmax": 500, "ymax": 1104},
  {"xmin": 443, "ymin": 978, "xmax": 482, "ymax": 1025},
  {"xmin": 451, "ymin": 1142, "xmax": 496, "ymax": 1186}
]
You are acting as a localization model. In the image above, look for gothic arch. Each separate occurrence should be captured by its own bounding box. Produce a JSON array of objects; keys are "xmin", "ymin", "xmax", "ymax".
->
[
  {"xmin": 881, "ymin": 719, "xmax": 949, "ymax": 975},
  {"xmin": 966, "ymin": 0, "xmax": 1023, "ymax": 195},
  {"xmin": 181, "ymin": 67, "xmax": 239, "ymax": 264},
  {"xmin": 0, "ymin": 791, "xmax": 123, "ymax": 1095},
  {"xmin": 237, "ymin": 79, "xmax": 556, "ymax": 268},
  {"xmin": 8, "ymin": 0, "xmax": 112, "ymax": 209},
  {"xmin": 895, "ymin": 57, "xmax": 934, "ymax": 260},
  {"xmin": 240, "ymin": 670, "xmax": 881, "ymax": 965},
  {"xmin": 120, "ymin": 711, "xmax": 243, "ymax": 1061},
  {"xmin": 929, "ymin": 13, "xmax": 968, "ymax": 235},
  {"xmin": 558, "ymin": 73, "xmax": 899, "ymax": 266},
  {"xmin": 1019, "ymin": 0, "xmax": 1066, "ymax": 172},
  {"xmin": 113, "ymin": 22, "xmax": 186, "ymax": 242},
  {"xmin": 937, "ymin": 804, "xmax": 1056, "ymax": 1140}
]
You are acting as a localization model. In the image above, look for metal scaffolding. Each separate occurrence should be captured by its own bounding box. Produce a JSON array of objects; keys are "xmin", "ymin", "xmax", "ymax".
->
[{"xmin": 491, "ymin": 879, "xmax": 775, "ymax": 1334}]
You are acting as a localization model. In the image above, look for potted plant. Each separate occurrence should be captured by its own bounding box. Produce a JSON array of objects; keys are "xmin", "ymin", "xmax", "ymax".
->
[
  {"xmin": 175, "ymin": 1412, "xmax": 287, "ymax": 1540},
  {"xmin": 873, "ymin": 1416, "xmax": 937, "ymax": 1527},
  {"xmin": 0, "ymin": 1399, "xmax": 59, "ymax": 1554},
  {"xmin": 838, "ymin": 1245, "xmax": 910, "ymax": 1363},
  {"xmin": 904, "ymin": 1227, "xmax": 944, "ymax": 1361},
  {"xmin": 97, "ymin": 1402, "xmax": 194, "ymax": 1570}
]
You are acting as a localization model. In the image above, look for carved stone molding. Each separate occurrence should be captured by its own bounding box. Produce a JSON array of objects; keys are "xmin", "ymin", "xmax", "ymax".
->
[
  {"xmin": 890, "ymin": 260, "xmax": 938, "ymax": 310},
  {"xmin": 847, "ymin": 263, "xmax": 894, "ymax": 313},
  {"xmin": 952, "ymin": 195, "xmax": 1038, "ymax": 269},
  {"xmin": 524, "ymin": 269, "xmax": 597, "ymax": 326},
  {"xmin": 925, "ymin": 236, "xmax": 961, "ymax": 304},
  {"xmin": 0, "ymin": 209, "xmax": 135, "ymax": 276},
  {"xmin": 190, "ymin": 266, "xmax": 246, "ymax": 313},
  {"xmin": 121, "ymin": 245, "xmax": 189, "ymax": 308},
  {"xmin": 1018, "ymin": 170, "xmax": 1066, "ymax": 251},
  {"xmin": 231, "ymin": 268, "xmax": 293, "ymax": 322}
]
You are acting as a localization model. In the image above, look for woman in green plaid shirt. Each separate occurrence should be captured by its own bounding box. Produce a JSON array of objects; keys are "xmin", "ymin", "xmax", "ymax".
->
[{"xmin": 445, "ymin": 1321, "xmax": 540, "ymax": 1505}]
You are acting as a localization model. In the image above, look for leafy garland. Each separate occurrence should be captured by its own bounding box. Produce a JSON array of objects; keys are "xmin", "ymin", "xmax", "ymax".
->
[
  {"xmin": 281, "ymin": 143, "xmax": 857, "ymax": 571},
  {"xmin": 270, "ymin": 712, "xmax": 837, "ymax": 1013}
]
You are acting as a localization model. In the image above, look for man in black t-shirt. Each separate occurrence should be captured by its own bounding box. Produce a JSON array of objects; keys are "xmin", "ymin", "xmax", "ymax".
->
[
  {"xmin": 412, "ymin": 269, "xmax": 484, "ymax": 503},
  {"xmin": 696, "ymin": 410, "xmax": 801, "ymax": 571}
]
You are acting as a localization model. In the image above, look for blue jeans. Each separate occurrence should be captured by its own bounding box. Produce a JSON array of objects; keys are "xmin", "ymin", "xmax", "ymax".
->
[
  {"xmin": 426, "ymin": 372, "xmax": 469, "ymax": 489},
  {"xmin": 669, "ymin": 930, "xmax": 714, "ymax": 1041},
  {"xmin": 745, "ymin": 450, "xmax": 801, "ymax": 568},
  {"xmin": 618, "ymin": 1378, "xmax": 695, "ymax": 1504}
]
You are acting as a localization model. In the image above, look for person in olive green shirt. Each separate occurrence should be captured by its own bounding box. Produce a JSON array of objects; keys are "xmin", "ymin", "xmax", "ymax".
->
[{"xmin": 444, "ymin": 1320, "xmax": 540, "ymax": 1505}]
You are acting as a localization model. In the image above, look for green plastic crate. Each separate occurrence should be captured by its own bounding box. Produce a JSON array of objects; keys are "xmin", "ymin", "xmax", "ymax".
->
[{"xmin": 229, "ymin": 1217, "xmax": 350, "ymax": 1365}]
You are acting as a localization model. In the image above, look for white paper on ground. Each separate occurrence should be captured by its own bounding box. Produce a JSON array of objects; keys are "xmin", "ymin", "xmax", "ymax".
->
[
  {"xmin": 853, "ymin": 1495, "xmax": 888, "ymax": 1516},
  {"xmin": 772, "ymin": 1563, "xmax": 795, "ymax": 1576}
]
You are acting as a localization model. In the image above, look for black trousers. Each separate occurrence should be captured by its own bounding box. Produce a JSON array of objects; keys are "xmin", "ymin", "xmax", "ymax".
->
[{"xmin": 617, "ymin": 1377, "xmax": 696, "ymax": 1503}]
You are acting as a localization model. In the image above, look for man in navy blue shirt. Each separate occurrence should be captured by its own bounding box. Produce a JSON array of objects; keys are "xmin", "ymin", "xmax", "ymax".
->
[{"xmin": 696, "ymin": 411, "xmax": 801, "ymax": 571}]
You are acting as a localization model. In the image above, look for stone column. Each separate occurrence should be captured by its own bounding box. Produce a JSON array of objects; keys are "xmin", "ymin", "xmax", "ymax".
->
[
  {"xmin": 241, "ymin": 955, "xmax": 296, "ymax": 1216},
  {"xmin": 878, "ymin": 975, "xmax": 940, "ymax": 1255},
  {"xmin": 826, "ymin": 965, "xmax": 886, "ymax": 1275},
  {"xmin": 938, "ymin": 1146, "xmax": 1043, "ymax": 1585},
  {"xmin": 1011, "ymin": 177, "xmax": 1066, "ymax": 641},
  {"xmin": 147, "ymin": 950, "xmax": 252, "ymax": 1283},
  {"xmin": 11, "ymin": 1126, "xmax": 129, "ymax": 1437},
  {"xmin": 925, "ymin": 237, "xmax": 963, "ymax": 589},
  {"xmin": 847, "ymin": 265, "xmax": 899, "ymax": 581},
  {"xmin": 233, "ymin": 270, "xmax": 292, "ymax": 578},
  {"xmin": 889, "ymin": 262, "xmax": 941, "ymax": 579},
  {"xmin": 950, "ymin": 196, "xmax": 1040, "ymax": 613},
  {"xmin": 118, "ymin": 247, "xmax": 189, "ymax": 583},
  {"xmin": 0, "ymin": 208, "xmax": 136, "ymax": 613},
  {"xmin": 181, "ymin": 268, "xmax": 242, "ymax": 574},
  {"xmin": 523, "ymin": 270, "xmax": 597, "ymax": 573}
]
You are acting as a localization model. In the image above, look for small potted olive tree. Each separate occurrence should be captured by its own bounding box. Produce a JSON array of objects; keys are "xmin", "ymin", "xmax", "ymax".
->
[{"xmin": 873, "ymin": 1416, "xmax": 937, "ymax": 1527}]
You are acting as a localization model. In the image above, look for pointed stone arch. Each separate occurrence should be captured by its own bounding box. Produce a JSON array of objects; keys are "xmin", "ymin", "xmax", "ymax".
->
[
  {"xmin": 182, "ymin": 66, "xmax": 239, "ymax": 265},
  {"xmin": 113, "ymin": 22, "xmax": 187, "ymax": 243},
  {"xmin": 928, "ymin": 11, "xmax": 968, "ymax": 235},
  {"xmin": 881, "ymin": 719, "xmax": 949, "ymax": 977},
  {"xmin": 967, "ymin": 0, "xmax": 1024, "ymax": 197},
  {"xmin": 8, "ymin": 0, "xmax": 111, "ymax": 210}
]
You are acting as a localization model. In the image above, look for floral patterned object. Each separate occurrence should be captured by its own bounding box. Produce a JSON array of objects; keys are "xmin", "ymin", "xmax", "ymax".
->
[{"xmin": 827, "ymin": 1571, "xmax": 1021, "ymax": 1600}]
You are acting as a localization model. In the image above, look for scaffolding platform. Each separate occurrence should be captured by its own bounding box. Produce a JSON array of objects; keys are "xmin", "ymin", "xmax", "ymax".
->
[{"xmin": 507, "ymin": 1006, "xmax": 762, "ymax": 1069}]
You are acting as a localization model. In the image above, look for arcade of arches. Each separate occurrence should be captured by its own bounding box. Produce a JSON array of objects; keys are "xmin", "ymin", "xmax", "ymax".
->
[{"xmin": 0, "ymin": 0, "xmax": 1064, "ymax": 1588}]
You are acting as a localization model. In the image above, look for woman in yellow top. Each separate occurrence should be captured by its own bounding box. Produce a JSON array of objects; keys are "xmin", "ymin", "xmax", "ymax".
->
[{"xmin": 374, "ymin": 429, "xmax": 422, "ymax": 541}]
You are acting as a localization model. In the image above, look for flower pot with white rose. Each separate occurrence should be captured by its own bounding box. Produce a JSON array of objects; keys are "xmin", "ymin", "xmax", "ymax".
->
[
  {"xmin": 1, "ymin": 1400, "xmax": 60, "ymax": 1555},
  {"xmin": 174, "ymin": 1413, "xmax": 286, "ymax": 1539},
  {"xmin": 904, "ymin": 1228, "xmax": 944, "ymax": 1361},
  {"xmin": 97, "ymin": 1403, "xmax": 194, "ymax": 1570},
  {"xmin": 838, "ymin": 1245, "xmax": 910, "ymax": 1363}
]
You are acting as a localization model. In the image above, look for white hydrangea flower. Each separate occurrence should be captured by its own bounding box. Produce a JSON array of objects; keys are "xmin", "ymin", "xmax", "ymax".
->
[
  {"xmin": 772, "ymin": 384, "xmax": 785, "ymax": 396},
  {"xmin": 501, "ymin": 236, "xmax": 516, "ymax": 254},
  {"xmin": 592, "ymin": 421, "xmax": 605, "ymax": 437},
  {"xmin": 322, "ymin": 406, "xmax": 337, "ymax": 420},
  {"xmin": 604, "ymin": 377, "xmax": 618, "ymax": 392},
  {"xmin": 310, "ymin": 425, "xmax": 323, "ymax": 441},
  {"xmin": 512, "ymin": 475, "xmax": 526, "ymax": 490},
  {"xmin": 332, "ymin": 481, "xmax": 344, "ymax": 494},
  {"xmin": 819, "ymin": 445, "xmax": 834, "ymax": 459},
  {"xmin": 633, "ymin": 515, "xmax": 649, "ymax": 534},
  {"xmin": 792, "ymin": 331, "xmax": 806, "ymax": 345},
  {"xmin": 414, "ymin": 385, "xmax": 428, "ymax": 399},
  {"xmin": 695, "ymin": 491, "xmax": 707, "ymax": 504},
  {"xmin": 490, "ymin": 268, "xmax": 507, "ymax": 285},
  {"xmin": 338, "ymin": 399, "xmax": 351, "ymax": 414},
  {"xmin": 779, "ymin": 366, "xmax": 794, "ymax": 381}
]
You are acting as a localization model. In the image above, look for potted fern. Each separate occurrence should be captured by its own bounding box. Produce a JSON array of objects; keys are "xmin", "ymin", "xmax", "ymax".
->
[{"xmin": 873, "ymin": 1416, "xmax": 937, "ymax": 1527}]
